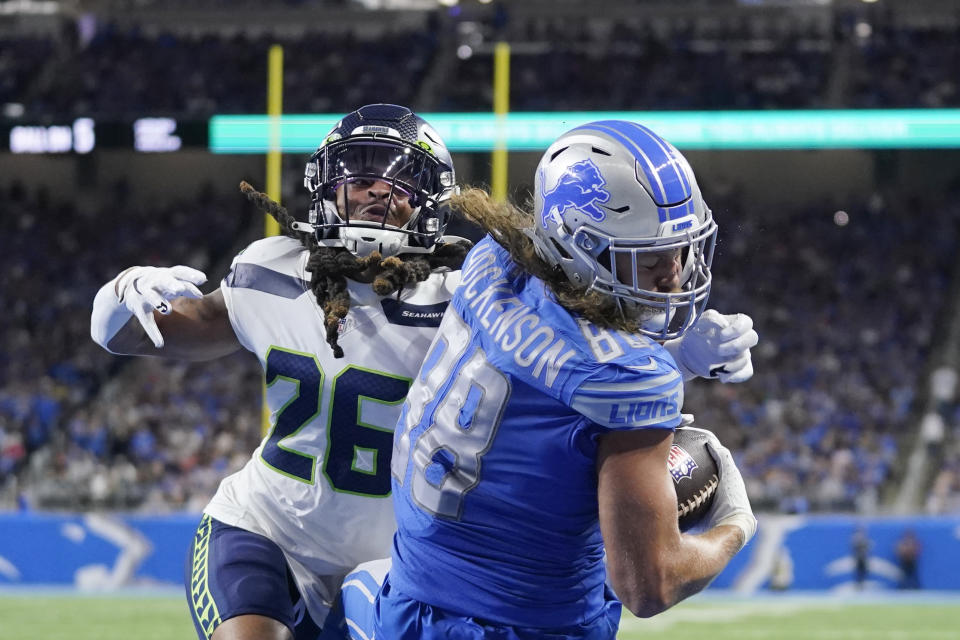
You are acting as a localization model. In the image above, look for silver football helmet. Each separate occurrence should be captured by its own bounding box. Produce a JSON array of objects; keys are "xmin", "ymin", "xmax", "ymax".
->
[
  {"xmin": 299, "ymin": 104, "xmax": 457, "ymax": 258},
  {"xmin": 529, "ymin": 120, "xmax": 717, "ymax": 340}
]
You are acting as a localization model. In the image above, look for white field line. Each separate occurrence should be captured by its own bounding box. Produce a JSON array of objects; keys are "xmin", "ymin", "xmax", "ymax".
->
[{"xmin": 619, "ymin": 598, "xmax": 843, "ymax": 633}]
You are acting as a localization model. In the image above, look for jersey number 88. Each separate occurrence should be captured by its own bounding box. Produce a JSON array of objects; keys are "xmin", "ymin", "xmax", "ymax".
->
[{"xmin": 393, "ymin": 312, "xmax": 511, "ymax": 520}]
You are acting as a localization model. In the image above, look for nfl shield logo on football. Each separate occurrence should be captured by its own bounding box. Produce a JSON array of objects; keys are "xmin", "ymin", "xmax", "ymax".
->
[{"xmin": 667, "ymin": 444, "xmax": 698, "ymax": 483}]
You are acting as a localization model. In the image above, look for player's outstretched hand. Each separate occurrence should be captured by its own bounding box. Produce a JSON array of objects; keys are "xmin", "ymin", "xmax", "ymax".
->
[
  {"xmin": 115, "ymin": 266, "xmax": 207, "ymax": 348},
  {"xmin": 682, "ymin": 426, "xmax": 757, "ymax": 550},
  {"xmin": 664, "ymin": 310, "xmax": 758, "ymax": 383}
]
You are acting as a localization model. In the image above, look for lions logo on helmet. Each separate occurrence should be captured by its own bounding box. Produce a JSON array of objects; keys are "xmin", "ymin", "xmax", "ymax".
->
[
  {"xmin": 529, "ymin": 120, "xmax": 718, "ymax": 340},
  {"xmin": 299, "ymin": 104, "xmax": 457, "ymax": 258},
  {"xmin": 539, "ymin": 159, "xmax": 611, "ymax": 229}
]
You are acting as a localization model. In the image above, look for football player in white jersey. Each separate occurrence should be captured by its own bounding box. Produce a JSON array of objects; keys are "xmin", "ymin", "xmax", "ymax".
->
[{"xmin": 90, "ymin": 104, "xmax": 472, "ymax": 640}]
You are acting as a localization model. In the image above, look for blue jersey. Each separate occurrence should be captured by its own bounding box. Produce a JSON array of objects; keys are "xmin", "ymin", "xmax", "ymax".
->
[{"xmin": 388, "ymin": 236, "xmax": 683, "ymax": 632}]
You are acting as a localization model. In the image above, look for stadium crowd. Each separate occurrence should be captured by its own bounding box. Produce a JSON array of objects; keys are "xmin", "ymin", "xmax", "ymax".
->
[
  {"xmin": 2, "ymin": 11, "xmax": 959, "ymax": 117},
  {"xmin": 684, "ymin": 187, "xmax": 960, "ymax": 514},
  {"xmin": 924, "ymin": 368, "xmax": 960, "ymax": 514},
  {"xmin": 0, "ymin": 180, "xmax": 263, "ymax": 511},
  {"xmin": 929, "ymin": 436, "xmax": 960, "ymax": 514},
  {"xmin": 2, "ymin": 175, "xmax": 958, "ymax": 514},
  {"xmin": 445, "ymin": 14, "xmax": 834, "ymax": 111},
  {"xmin": 3, "ymin": 24, "xmax": 438, "ymax": 119},
  {"xmin": 3, "ymin": 7, "xmax": 960, "ymax": 515}
]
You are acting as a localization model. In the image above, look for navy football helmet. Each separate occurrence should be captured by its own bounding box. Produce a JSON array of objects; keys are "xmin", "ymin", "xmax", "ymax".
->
[{"xmin": 300, "ymin": 104, "xmax": 457, "ymax": 257}]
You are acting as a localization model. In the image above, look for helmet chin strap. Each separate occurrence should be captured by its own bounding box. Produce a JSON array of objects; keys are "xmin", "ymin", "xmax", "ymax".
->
[
  {"xmin": 639, "ymin": 309, "xmax": 676, "ymax": 337},
  {"xmin": 340, "ymin": 225, "xmax": 406, "ymax": 258},
  {"xmin": 617, "ymin": 298, "xmax": 681, "ymax": 340},
  {"xmin": 307, "ymin": 200, "xmax": 440, "ymax": 258},
  {"xmin": 290, "ymin": 220, "xmax": 314, "ymax": 234}
]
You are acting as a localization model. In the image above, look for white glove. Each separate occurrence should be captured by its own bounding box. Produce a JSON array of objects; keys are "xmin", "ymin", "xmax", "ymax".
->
[
  {"xmin": 683, "ymin": 426, "xmax": 757, "ymax": 550},
  {"xmin": 663, "ymin": 310, "xmax": 758, "ymax": 383},
  {"xmin": 91, "ymin": 266, "xmax": 206, "ymax": 350}
]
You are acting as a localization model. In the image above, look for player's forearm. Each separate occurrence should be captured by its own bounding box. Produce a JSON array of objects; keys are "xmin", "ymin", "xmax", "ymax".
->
[
  {"xmin": 663, "ymin": 523, "xmax": 743, "ymax": 607},
  {"xmin": 94, "ymin": 291, "xmax": 241, "ymax": 360},
  {"xmin": 610, "ymin": 523, "xmax": 741, "ymax": 618},
  {"xmin": 142, "ymin": 296, "xmax": 242, "ymax": 359}
]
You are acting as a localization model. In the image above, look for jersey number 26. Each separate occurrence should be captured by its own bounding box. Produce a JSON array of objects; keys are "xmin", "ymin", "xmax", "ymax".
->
[{"xmin": 261, "ymin": 347, "xmax": 411, "ymax": 497}]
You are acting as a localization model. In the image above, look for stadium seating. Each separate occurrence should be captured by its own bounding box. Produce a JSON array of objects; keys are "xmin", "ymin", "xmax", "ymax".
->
[
  {"xmin": 3, "ymin": 3, "xmax": 960, "ymax": 514},
  {"xmin": 684, "ymin": 188, "xmax": 960, "ymax": 513},
  {"xmin": 0, "ymin": 181, "xmax": 262, "ymax": 510},
  {"xmin": 2, "ymin": 11, "xmax": 959, "ymax": 116}
]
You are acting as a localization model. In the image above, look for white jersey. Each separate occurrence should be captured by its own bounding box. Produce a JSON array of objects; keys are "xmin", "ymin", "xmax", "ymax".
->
[{"xmin": 203, "ymin": 236, "xmax": 459, "ymax": 624}]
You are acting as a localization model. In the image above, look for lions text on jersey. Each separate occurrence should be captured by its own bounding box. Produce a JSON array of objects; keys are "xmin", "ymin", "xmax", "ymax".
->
[
  {"xmin": 202, "ymin": 236, "xmax": 459, "ymax": 625},
  {"xmin": 384, "ymin": 236, "xmax": 684, "ymax": 635}
]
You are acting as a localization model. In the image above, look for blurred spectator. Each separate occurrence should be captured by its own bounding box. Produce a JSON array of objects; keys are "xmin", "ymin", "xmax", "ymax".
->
[
  {"xmin": 769, "ymin": 549, "xmax": 794, "ymax": 592},
  {"xmin": 926, "ymin": 396, "xmax": 960, "ymax": 514},
  {"xmin": 895, "ymin": 529, "xmax": 921, "ymax": 589},
  {"xmin": 852, "ymin": 526, "xmax": 871, "ymax": 589}
]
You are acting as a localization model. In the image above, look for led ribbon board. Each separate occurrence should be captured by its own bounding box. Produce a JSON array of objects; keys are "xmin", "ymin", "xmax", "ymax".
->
[{"xmin": 209, "ymin": 110, "xmax": 960, "ymax": 153}]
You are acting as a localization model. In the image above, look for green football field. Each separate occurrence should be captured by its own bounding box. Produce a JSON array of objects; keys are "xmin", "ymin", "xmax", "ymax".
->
[{"xmin": 0, "ymin": 592, "xmax": 957, "ymax": 640}]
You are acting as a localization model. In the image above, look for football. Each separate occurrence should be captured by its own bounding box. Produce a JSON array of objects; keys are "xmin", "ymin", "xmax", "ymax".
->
[{"xmin": 668, "ymin": 426, "xmax": 721, "ymax": 532}]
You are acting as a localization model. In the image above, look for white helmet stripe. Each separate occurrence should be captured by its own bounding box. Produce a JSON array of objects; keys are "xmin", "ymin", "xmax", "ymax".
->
[
  {"xmin": 622, "ymin": 120, "xmax": 691, "ymax": 195},
  {"xmin": 580, "ymin": 122, "xmax": 668, "ymax": 203},
  {"xmin": 576, "ymin": 121, "xmax": 693, "ymax": 206}
]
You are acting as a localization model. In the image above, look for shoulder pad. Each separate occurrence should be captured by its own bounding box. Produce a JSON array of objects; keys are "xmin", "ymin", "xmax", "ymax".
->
[{"xmin": 234, "ymin": 236, "xmax": 305, "ymax": 265}]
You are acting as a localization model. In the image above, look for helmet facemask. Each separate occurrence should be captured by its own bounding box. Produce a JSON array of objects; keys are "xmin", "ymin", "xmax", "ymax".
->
[
  {"xmin": 581, "ymin": 213, "xmax": 717, "ymax": 340},
  {"xmin": 304, "ymin": 136, "xmax": 454, "ymax": 257},
  {"xmin": 297, "ymin": 104, "xmax": 457, "ymax": 258}
]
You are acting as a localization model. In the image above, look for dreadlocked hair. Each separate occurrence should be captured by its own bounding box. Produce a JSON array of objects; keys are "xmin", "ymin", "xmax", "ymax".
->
[
  {"xmin": 452, "ymin": 187, "xmax": 636, "ymax": 332},
  {"xmin": 240, "ymin": 182, "xmax": 472, "ymax": 358}
]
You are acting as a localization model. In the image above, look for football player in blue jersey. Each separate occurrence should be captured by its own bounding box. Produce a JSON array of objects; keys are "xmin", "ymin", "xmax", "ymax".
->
[
  {"xmin": 90, "ymin": 105, "xmax": 473, "ymax": 640},
  {"xmin": 343, "ymin": 120, "xmax": 758, "ymax": 640}
]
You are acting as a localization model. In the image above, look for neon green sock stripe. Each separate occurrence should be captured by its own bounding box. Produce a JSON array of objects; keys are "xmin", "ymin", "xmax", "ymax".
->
[{"xmin": 190, "ymin": 514, "xmax": 222, "ymax": 640}]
